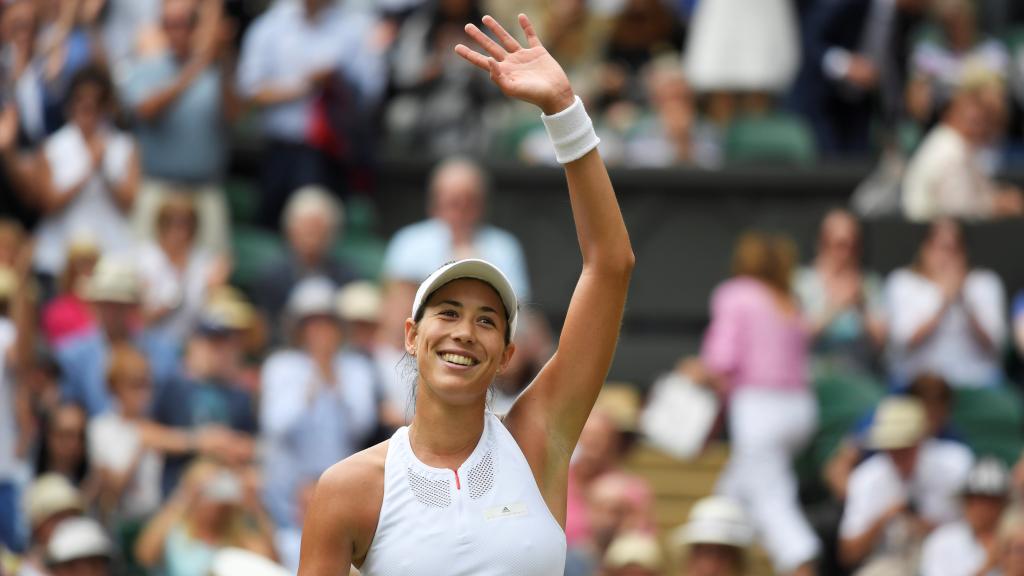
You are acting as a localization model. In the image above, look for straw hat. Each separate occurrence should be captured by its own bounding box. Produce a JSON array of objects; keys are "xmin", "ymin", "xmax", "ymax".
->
[
  {"xmin": 865, "ymin": 397, "xmax": 928, "ymax": 451},
  {"xmin": 80, "ymin": 257, "xmax": 140, "ymax": 304}
]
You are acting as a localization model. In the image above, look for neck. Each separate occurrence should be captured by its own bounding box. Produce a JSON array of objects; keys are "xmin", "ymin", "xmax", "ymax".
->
[{"xmin": 408, "ymin": 382, "xmax": 486, "ymax": 470}]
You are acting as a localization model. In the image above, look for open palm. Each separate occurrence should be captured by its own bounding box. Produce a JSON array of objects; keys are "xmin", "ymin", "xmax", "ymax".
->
[{"xmin": 455, "ymin": 14, "xmax": 574, "ymax": 115}]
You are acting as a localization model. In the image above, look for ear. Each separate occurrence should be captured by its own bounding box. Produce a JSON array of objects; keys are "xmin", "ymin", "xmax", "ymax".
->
[
  {"xmin": 496, "ymin": 342, "xmax": 516, "ymax": 375},
  {"xmin": 403, "ymin": 317, "xmax": 418, "ymax": 356}
]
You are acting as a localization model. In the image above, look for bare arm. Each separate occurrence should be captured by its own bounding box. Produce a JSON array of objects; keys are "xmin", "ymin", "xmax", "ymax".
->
[
  {"xmin": 135, "ymin": 59, "xmax": 210, "ymax": 121},
  {"xmin": 454, "ymin": 14, "xmax": 634, "ymax": 489},
  {"xmin": 106, "ymin": 143, "xmax": 140, "ymax": 213},
  {"xmin": 135, "ymin": 494, "xmax": 188, "ymax": 567}
]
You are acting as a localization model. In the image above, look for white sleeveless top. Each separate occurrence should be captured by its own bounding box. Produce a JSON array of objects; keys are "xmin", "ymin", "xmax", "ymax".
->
[{"xmin": 360, "ymin": 412, "xmax": 566, "ymax": 575}]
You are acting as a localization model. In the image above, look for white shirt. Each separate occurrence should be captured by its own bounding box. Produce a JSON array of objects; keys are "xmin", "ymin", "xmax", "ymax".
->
[
  {"xmin": 0, "ymin": 318, "xmax": 19, "ymax": 481},
  {"xmin": 87, "ymin": 412, "xmax": 162, "ymax": 519},
  {"xmin": 840, "ymin": 439, "xmax": 973, "ymax": 556},
  {"xmin": 885, "ymin": 268, "xmax": 1006, "ymax": 386},
  {"xmin": 34, "ymin": 124, "xmax": 136, "ymax": 275},
  {"xmin": 903, "ymin": 125, "xmax": 997, "ymax": 222},
  {"xmin": 137, "ymin": 242, "xmax": 217, "ymax": 342},
  {"xmin": 360, "ymin": 412, "xmax": 566, "ymax": 575},
  {"xmin": 921, "ymin": 520, "xmax": 991, "ymax": 576}
]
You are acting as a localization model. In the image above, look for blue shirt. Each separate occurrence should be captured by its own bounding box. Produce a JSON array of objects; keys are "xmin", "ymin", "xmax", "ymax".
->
[
  {"xmin": 383, "ymin": 219, "xmax": 531, "ymax": 300},
  {"xmin": 121, "ymin": 53, "xmax": 226, "ymax": 182}
]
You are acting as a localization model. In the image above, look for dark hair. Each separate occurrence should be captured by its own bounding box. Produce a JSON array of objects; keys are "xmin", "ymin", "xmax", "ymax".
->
[
  {"xmin": 907, "ymin": 372, "xmax": 954, "ymax": 406},
  {"xmin": 63, "ymin": 64, "xmax": 116, "ymax": 113}
]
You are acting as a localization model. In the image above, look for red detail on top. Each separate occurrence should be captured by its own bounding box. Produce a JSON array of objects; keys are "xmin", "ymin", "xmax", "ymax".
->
[{"xmin": 454, "ymin": 470, "xmax": 461, "ymax": 490}]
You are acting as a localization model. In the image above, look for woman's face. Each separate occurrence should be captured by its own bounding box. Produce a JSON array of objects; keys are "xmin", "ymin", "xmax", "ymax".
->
[
  {"xmin": 49, "ymin": 405, "xmax": 86, "ymax": 473},
  {"xmin": 300, "ymin": 316, "xmax": 343, "ymax": 359},
  {"xmin": 192, "ymin": 497, "xmax": 235, "ymax": 533},
  {"xmin": 69, "ymin": 84, "xmax": 105, "ymax": 134},
  {"xmin": 111, "ymin": 371, "xmax": 151, "ymax": 419},
  {"xmin": 157, "ymin": 208, "xmax": 197, "ymax": 251},
  {"xmin": 819, "ymin": 213, "xmax": 860, "ymax": 266},
  {"xmin": 921, "ymin": 220, "xmax": 965, "ymax": 273},
  {"xmin": 406, "ymin": 279, "xmax": 513, "ymax": 407},
  {"xmin": 1, "ymin": 1, "xmax": 36, "ymax": 53}
]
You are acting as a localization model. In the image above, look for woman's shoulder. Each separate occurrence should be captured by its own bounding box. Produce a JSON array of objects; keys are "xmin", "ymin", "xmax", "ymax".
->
[{"xmin": 313, "ymin": 441, "xmax": 390, "ymax": 555}]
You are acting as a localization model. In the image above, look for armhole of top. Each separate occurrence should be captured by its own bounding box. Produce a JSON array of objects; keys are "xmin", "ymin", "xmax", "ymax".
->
[{"xmin": 355, "ymin": 439, "xmax": 394, "ymax": 570}]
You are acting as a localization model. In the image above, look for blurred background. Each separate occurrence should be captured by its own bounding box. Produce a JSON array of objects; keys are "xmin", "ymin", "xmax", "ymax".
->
[{"xmin": 2, "ymin": 0, "xmax": 1024, "ymax": 575}]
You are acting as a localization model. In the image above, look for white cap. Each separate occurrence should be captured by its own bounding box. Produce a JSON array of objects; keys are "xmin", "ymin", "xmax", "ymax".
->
[
  {"xmin": 202, "ymin": 470, "xmax": 243, "ymax": 504},
  {"xmin": 81, "ymin": 256, "xmax": 141, "ymax": 304},
  {"xmin": 411, "ymin": 259, "xmax": 518, "ymax": 339},
  {"xmin": 672, "ymin": 496, "xmax": 754, "ymax": 549},
  {"xmin": 211, "ymin": 548, "xmax": 291, "ymax": 576},
  {"xmin": 24, "ymin": 474, "xmax": 84, "ymax": 529},
  {"xmin": 866, "ymin": 397, "xmax": 927, "ymax": 451},
  {"xmin": 336, "ymin": 280, "xmax": 382, "ymax": 323},
  {"xmin": 47, "ymin": 517, "xmax": 112, "ymax": 565},
  {"xmin": 603, "ymin": 532, "xmax": 662, "ymax": 570},
  {"xmin": 286, "ymin": 276, "xmax": 339, "ymax": 321},
  {"xmin": 964, "ymin": 457, "xmax": 1011, "ymax": 498}
]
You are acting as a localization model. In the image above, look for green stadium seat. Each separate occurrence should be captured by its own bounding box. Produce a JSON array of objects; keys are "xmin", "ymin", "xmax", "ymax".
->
[
  {"xmin": 724, "ymin": 113, "xmax": 817, "ymax": 166},
  {"xmin": 231, "ymin": 225, "xmax": 287, "ymax": 289},
  {"xmin": 225, "ymin": 178, "xmax": 259, "ymax": 226},
  {"xmin": 951, "ymin": 386, "xmax": 1024, "ymax": 465}
]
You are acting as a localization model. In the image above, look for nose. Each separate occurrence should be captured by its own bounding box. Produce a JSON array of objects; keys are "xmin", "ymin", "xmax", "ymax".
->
[{"xmin": 450, "ymin": 316, "xmax": 476, "ymax": 343}]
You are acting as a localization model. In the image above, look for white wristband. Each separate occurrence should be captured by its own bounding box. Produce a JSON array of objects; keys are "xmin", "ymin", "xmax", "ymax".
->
[{"xmin": 541, "ymin": 95, "xmax": 600, "ymax": 164}]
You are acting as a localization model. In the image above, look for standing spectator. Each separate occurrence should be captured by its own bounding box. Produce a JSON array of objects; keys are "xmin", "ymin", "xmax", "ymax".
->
[
  {"xmin": 252, "ymin": 186, "xmax": 356, "ymax": 342},
  {"xmin": 101, "ymin": 0, "xmax": 161, "ymax": 71},
  {"xmin": 839, "ymin": 397, "xmax": 973, "ymax": 572},
  {"xmin": 796, "ymin": 209, "xmax": 886, "ymax": 377},
  {"xmin": 33, "ymin": 65, "xmax": 140, "ymax": 282},
  {"xmin": 137, "ymin": 195, "xmax": 229, "ymax": 345},
  {"xmin": 903, "ymin": 73, "xmax": 1023, "ymax": 221},
  {"xmin": 697, "ymin": 231, "xmax": 819, "ymax": 576},
  {"xmin": 921, "ymin": 457, "xmax": 1010, "ymax": 576},
  {"xmin": 260, "ymin": 277, "xmax": 377, "ymax": 528},
  {"xmin": 122, "ymin": 0, "xmax": 236, "ymax": 255},
  {"xmin": 236, "ymin": 0, "xmax": 385, "ymax": 228},
  {"xmin": 885, "ymin": 219, "xmax": 1007, "ymax": 387},
  {"xmin": 670, "ymin": 496, "xmax": 754, "ymax": 576},
  {"xmin": 2, "ymin": 0, "xmax": 50, "ymax": 147},
  {"xmin": 811, "ymin": 0, "xmax": 929, "ymax": 155},
  {"xmin": 45, "ymin": 516, "xmax": 114, "ymax": 576}
]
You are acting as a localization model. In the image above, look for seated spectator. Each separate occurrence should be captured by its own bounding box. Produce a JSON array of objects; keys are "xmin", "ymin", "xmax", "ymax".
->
[
  {"xmin": 137, "ymin": 195, "xmax": 228, "ymax": 344},
  {"xmin": 45, "ymin": 516, "xmax": 113, "ymax": 576},
  {"xmin": 839, "ymin": 397, "xmax": 972, "ymax": 572},
  {"xmin": 236, "ymin": 0, "xmax": 384, "ymax": 227},
  {"xmin": 252, "ymin": 186, "xmax": 356, "ymax": 342},
  {"xmin": 586, "ymin": 473, "xmax": 656, "ymax": 570},
  {"xmin": 87, "ymin": 344, "xmax": 161, "ymax": 524},
  {"xmin": 903, "ymin": 72, "xmax": 1023, "ymax": 221},
  {"xmin": 122, "ymin": 0, "xmax": 236, "ymax": 255},
  {"xmin": 41, "ymin": 233, "xmax": 99, "ymax": 346},
  {"xmin": 885, "ymin": 219, "xmax": 1007, "ymax": 387},
  {"xmin": 796, "ymin": 209, "xmax": 886, "ymax": 377},
  {"xmin": 135, "ymin": 462, "xmax": 276, "ymax": 576},
  {"xmin": 34, "ymin": 403, "xmax": 90, "ymax": 490},
  {"xmin": 604, "ymin": 0, "xmax": 684, "ymax": 76},
  {"xmin": 907, "ymin": 0, "xmax": 1010, "ymax": 124},
  {"xmin": 260, "ymin": 277, "xmax": 377, "ymax": 528},
  {"xmin": 602, "ymin": 532, "xmax": 663, "ymax": 576},
  {"xmin": 33, "ymin": 65, "xmax": 140, "ymax": 282},
  {"xmin": 55, "ymin": 257, "xmax": 178, "ymax": 416},
  {"xmin": 152, "ymin": 292, "xmax": 257, "ymax": 496},
  {"xmin": 697, "ymin": 231, "xmax": 819, "ymax": 576},
  {"xmin": 921, "ymin": 457, "xmax": 1010, "ymax": 576},
  {"xmin": 670, "ymin": 496, "xmax": 754, "ymax": 576},
  {"xmin": 19, "ymin": 474, "xmax": 86, "ymax": 576}
]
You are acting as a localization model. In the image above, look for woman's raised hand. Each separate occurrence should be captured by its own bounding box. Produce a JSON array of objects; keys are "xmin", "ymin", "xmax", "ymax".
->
[{"xmin": 454, "ymin": 14, "xmax": 574, "ymax": 115}]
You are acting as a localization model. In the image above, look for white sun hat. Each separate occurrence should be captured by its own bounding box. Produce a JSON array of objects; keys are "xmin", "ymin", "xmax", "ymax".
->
[
  {"xmin": 866, "ymin": 396, "xmax": 928, "ymax": 451},
  {"xmin": 672, "ymin": 495, "xmax": 754, "ymax": 549},
  {"xmin": 46, "ymin": 517, "xmax": 112, "ymax": 565},
  {"xmin": 411, "ymin": 259, "xmax": 518, "ymax": 339}
]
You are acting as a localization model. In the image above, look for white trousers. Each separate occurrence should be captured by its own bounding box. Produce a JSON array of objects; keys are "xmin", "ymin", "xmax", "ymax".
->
[{"xmin": 717, "ymin": 387, "xmax": 821, "ymax": 573}]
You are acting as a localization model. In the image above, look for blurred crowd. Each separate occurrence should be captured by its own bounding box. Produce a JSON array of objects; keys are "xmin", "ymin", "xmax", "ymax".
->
[{"xmin": 0, "ymin": 1, "xmax": 1021, "ymax": 576}]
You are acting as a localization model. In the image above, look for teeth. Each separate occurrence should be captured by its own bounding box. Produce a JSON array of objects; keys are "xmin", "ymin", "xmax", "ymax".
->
[{"xmin": 441, "ymin": 353, "xmax": 477, "ymax": 366}]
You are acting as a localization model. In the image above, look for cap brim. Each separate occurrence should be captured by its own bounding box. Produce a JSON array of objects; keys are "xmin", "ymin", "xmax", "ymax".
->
[{"xmin": 412, "ymin": 259, "xmax": 518, "ymax": 338}]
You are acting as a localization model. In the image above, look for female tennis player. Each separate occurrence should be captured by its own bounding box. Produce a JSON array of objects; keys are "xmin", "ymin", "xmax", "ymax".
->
[{"xmin": 298, "ymin": 13, "xmax": 634, "ymax": 575}]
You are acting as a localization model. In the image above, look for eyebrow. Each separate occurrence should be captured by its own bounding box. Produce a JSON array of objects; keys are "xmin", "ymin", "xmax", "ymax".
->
[{"xmin": 437, "ymin": 300, "xmax": 500, "ymax": 316}]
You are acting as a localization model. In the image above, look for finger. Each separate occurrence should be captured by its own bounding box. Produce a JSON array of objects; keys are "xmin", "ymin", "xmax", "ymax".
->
[
  {"xmin": 464, "ymin": 23, "xmax": 506, "ymax": 61},
  {"xmin": 482, "ymin": 14, "xmax": 521, "ymax": 53},
  {"xmin": 519, "ymin": 13, "xmax": 541, "ymax": 48},
  {"xmin": 454, "ymin": 44, "xmax": 493, "ymax": 72}
]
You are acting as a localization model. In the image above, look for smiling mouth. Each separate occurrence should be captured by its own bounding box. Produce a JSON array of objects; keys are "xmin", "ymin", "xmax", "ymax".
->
[{"xmin": 438, "ymin": 352, "xmax": 480, "ymax": 367}]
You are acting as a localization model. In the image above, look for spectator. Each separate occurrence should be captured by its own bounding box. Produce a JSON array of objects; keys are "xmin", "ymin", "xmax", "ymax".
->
[
  {"xmin": 252, "ymin": 186, "xmax": 356, "ymax": 342},
  {"xmin": 697, "ymin": 231, "xmax": 819, "ymax": 576},
  {"xmin": 602, "ymin": 532, "xmax": 663, "ymax": 576},
  {"xmin": 1, "ymin": 0, "xmax": 50, "ymax": 146},
  {"xmin": 87, "ymin": 344, "xmax": 161, "ymax": 525},
  {"xmin": 34, "ymin": 403, "xmax": 90, "ymax": 490},
  {"xmin": 55, "ymin": 256, "xmax": 178, "ymax": 416},
  {"xmin": 670, "ymin": 496, "xmax": 754, "ymax": 576},
  {"xmin": 838, "ymin": 397, "xmax": 972, "ymax": 572},
  {"xmin": 122, "ymin": 0, "xmax": 236, "ymax": 255},
  {"xmin": 137, "ymin": 194, "xmax": 229, "ymax": 345},
  {"xmin": 41, "ymin": 233, "xmax": 98, "ymax": 347},
  {"xmin": 903, "ymin": 72, "xmax": 1023, "ymax": 221},
  {"xmin": 921, "ymin": 457, "xmax": 1011, "ymax": 576},
  {"xmin": 811, "ymin": 0, "xmax": 929, "ymax": 155},
  {"xmin": 101, "ymin": 0, "xmax": 161, "ymax": 68},
  {"xmin": 209, "ymin": 547, "xmax": 291, "ymax": 576},
  {"xmin": 885, "ymin": 219, "xmax": 1007, "ymax": 387},
  {"xmin": 152, "ymin": 291, "xmax": 257, "ymax": 496},
  {"xmin": 33, "ymin": 65, "xmax": 140, "ymax": 282},
  {"xmin": 270, "ymin": 477, "xmax": 315, "ymax": 574},
  {"xmin": 45, "ymin": 516, "xmax": 113, "ymax": 576},
  {"xmin": 135, "ymin": 462, "xmax": 276, "ymax": 576},
  {"xmin": 236, "ymin": 0, "xmax": 385, "ymax": 228},
  {"xmin": 604, "ymin": 0, "xmax": 684, "ymax": 75},
  {"xmin": 992, "ymin": 509, "xmax": 1024, "ymax": 576},
  {"xmin": 907, "ymin": 0, "xmax": 1010, "ymax": 124},
  {"xmin": 385, "ymin": 0, "xmax": 496, "ymax": 155},
  {"xmin": 19, "ymin": 474, "xmax": 86, "ymax": 576},
  {"xmin": 260, "ymin": 277, "xmax": 377, "ymax": 528},
  {"xmin": 796, "ymin": 209, "xmax": 886, "ymax": 377},
  {"xmin": 489, "ymin": 308, "xmax": 553, "ymax": 417}
]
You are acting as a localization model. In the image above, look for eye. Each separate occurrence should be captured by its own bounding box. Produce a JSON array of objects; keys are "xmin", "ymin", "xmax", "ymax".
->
[
  {"xmin": 477, "ymin": 316, "xmax": 497, "ymax": 327},
  {"xmin": 437, "ymin": 309, "xmax": 458, "ymax": 319}
]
